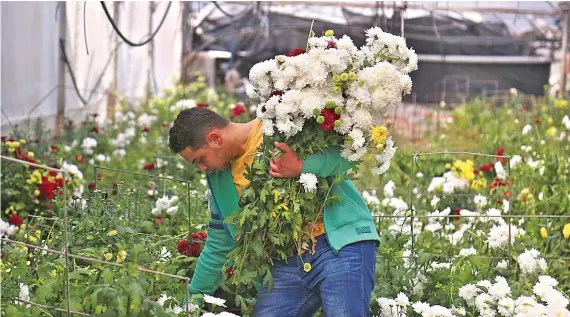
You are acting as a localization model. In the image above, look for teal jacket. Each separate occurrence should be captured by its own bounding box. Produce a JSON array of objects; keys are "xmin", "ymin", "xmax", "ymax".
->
[{"xmin": 188, "ymin": 146, "xmax": 381, "ymax": 295}]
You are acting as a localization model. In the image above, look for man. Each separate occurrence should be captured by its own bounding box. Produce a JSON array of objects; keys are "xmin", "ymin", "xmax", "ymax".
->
[{"xmin": 169, "ymin": 107, "xmax": 380, "ymax": 317}]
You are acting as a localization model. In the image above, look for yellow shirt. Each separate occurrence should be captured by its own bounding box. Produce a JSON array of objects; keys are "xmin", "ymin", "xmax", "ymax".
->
[
  {"xmin": 230, "ymin": 119, "xmax": 325, "ymax": 244},
  {"xmin": 231, "ymin": 119, "xmax": 264, "ymax": 196}
]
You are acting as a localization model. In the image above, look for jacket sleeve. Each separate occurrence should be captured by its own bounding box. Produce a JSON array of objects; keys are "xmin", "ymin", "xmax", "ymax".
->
[
  {"xmin": 301, "ymin": 145, "xmax": 352, "ymax": 178},
  {"xmin": 188, "ymin": 201, "xmax": 234, "ymax": 295}
]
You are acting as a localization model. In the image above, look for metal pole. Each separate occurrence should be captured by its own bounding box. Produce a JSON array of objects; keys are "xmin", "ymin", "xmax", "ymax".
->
[
  {"xmin": 107, "ymin": 1, "xmax": 120, "ymax": 121},
  {"xmin": 147, "ymin": 1, "xmax": 155, "ymax": 99},
  {"xmin": 55, "ymin": 1, "xmax": 67, "ymax": 135},
  {"xmin": 560, "ymin": 8, "xmax": 569, "ymax": 97}
]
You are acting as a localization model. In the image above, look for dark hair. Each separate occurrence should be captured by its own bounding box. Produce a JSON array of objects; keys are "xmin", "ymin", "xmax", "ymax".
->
[{"xmin": 169, "ymin": 107, "xmax": 229, "ymax": 153}]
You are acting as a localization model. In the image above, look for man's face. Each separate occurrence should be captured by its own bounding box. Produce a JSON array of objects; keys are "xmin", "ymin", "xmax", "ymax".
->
[{"xmin": 179, "ymin": 132, "xmax": 230, "ymax": 173}]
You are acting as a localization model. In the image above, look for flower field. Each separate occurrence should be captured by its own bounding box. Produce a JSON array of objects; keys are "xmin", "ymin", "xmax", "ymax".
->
[{"xmin": 1, "ymin": 73, "xmax": 570, "ymax": 316}]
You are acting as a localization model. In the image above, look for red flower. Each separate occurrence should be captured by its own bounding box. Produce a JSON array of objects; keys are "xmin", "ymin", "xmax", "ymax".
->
[
  {"xmin": 495, "ymin": 148, "xmax": 505, "ymax": 156},
  {"xmin": 91, "ymin": 126, "xmax": 100, "ymax": 134},
  {"xmin": 88, "ymin": 182, "xmax": 96, "ymax": 191},
  {"xmin": 477, "ymin": 163, "xmax": 494, "ymax": 172},
  {"xmin": 75, "ymin": 154, "xmax": 84, "ymax": 163},
  {"xmin": 143, "ymin": 162, "xmax": 155, "ymax": 170},
  {"xmin": 230, "ymin": 103, "xmax": 247, "ymax": 119},
  {"xmin": 191, "ymin": 232, "xmax": 207, "ymax": 241},
  {"xmin": 285, "ymin": 48, "xmax": 305, "ymax": 57},
  {"xmin": 535, "ymin": 119, "xmax": 541, "ymax": 124},
  {"xmin": 0, "ymin": 136, "xmax": 5, "ymax": 142},
  {"xmin": 35, "ymin": 139, "xmax": 40, "ymax": 144},
  {"xmin": 197, "ymin": 103, "xmax": 209, "ymax": 108},
  {"xmin": 50, "ymin": 145, "xmax": 59, "ymax": 152},
  {"xmin": 38, "ymin": 177, "xmax": 58, "ymax": 200},
  {"xmin": 9, "ymin": 214, "xmax": 23, "ymax": 227},
  {"xmin": 14, "ymin": 147, "xmax": 36, "ymax": 165},
  {"xmin": 177, "ymin": 239, "xmax": 191, "ymax": 256},
  {"xmin": 154, "ymin": 217, "xmax": 164, "ymax": 226},
  {"xmin": 454, "ymin": 208, "xmax": 461, "ymax": 221},
  {"xmin": 327, "ymin": 40, "xmax": 336, "ymax": 48},
  {"xmin": 161, "ymin": 121, "xmax": 169, "ymax": 127},
  {"xmin": 97, "ymin": 173, "xmax": 102, "ymax": 180},
  {"xmin": 504, "ymin": 191, "xmax": 510, "ymax": 197},
  {"xmin": 141, "ymin": 127, "xmax": 150, "ymax": 133},
  {"xmin": 523, "ymin": 105, "xmax": 529, "ymax": 112},
  {"xmin": 91, "ymin": 113, "xmax": 99, "ymax": 118},
  {"xmin": 225, "ymin": 266, "xmax": 234, "ymax": 279},
  {"xmin": 271, "ymin": 91, "xmax": 283, "ymax": 96},
  {"xmin": 319, "ymin": 108, "xmax": 340, "ymax": 131},
  {"xmin": 49, "ymin": 171, "xmax": 58, "ymax": 177}
]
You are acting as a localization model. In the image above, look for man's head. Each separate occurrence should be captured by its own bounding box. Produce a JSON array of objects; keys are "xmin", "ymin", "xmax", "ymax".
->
[{"xmin": 169, "ymin": 107, "xmax": 231, "ymax": 172}]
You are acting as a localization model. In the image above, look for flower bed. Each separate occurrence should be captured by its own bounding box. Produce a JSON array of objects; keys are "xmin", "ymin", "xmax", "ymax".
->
[{"xmin": 1, "ymin": 73, "xmax": 570, "ymax": 316}]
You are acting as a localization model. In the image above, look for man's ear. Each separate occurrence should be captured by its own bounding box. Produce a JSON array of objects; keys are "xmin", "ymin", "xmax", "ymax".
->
[{"xmin": 207, "ymin": 131, "xmax": 223, "ymax": 147}]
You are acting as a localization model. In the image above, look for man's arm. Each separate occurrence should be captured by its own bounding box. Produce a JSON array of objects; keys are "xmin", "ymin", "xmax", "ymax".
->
[
  {"xmin": 188, "ymin": 205, "xmax": 234, "ymax": 295},
  {"xmin": 301, "ymin": 145, "xmax": 352, "ymax": 177},
  {"xmin": 269, "ymin": 142, "xmax": 352, "ymax": 178}
]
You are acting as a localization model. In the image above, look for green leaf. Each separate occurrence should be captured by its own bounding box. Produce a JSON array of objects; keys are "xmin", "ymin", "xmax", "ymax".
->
[{"xmin": 6, "ymin": 305, "xmax": 21, "ymax": 317}]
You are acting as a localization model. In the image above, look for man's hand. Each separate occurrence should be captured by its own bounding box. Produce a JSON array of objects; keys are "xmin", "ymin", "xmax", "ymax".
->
[{"xmin": 269, "ymin": 142, "xmax": 303, "ymax": 178}]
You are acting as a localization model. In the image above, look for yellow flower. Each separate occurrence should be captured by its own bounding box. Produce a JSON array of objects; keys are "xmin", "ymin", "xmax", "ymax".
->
[
  {"xmin": 554, "ymin": 98, "xmax": 568, "ymax": 109},
  {"xmin": 33, "ymin": 189, "xmax": 40, "ymax": 196},
  {"xmin": 370, "ymin": 125, "xmax": 389, "ymax": 145},
  {"xmin": 303, "ymin": 262, "xmax": 312, "ymax": 272},
  {"xmin": 563, "ymin": 223, "xmax": 570, "ymax": 239},
  {"xmin": 28, "ymin": 152, "xmax": 34, "ymax": 158},
  {"xmin": 107, "ymin": 230, "xmax": 118, "ymax": 237},
  {"xmin": 117, "ymin": 250, "xmax": 127, "ymax": 263},
  {"xmin": 49, "ymin": 269, "xmax": 57, "ymax": 278},
  {"xmin": 540, "ymin": 227, "xmax": 548, "ymax": 239},
  {"xmin": 19, "ymin": 139, "xmax": 26, "ymax": 144},
  {"xmin": 104, "ymin": 253, "xmax": 113, "ymax": 261},
  {"xmin": 547, "ymin": 117, "xmax": 553, "ymax": 124},
  {"xmin": 452, "ymin": 160, "xmax": 475, "ymax": 180},
  {"xmin": 445, "ymin": 163, "xmax": 451, "ymax": 169},
  {"xmin": 470, "ymin": 178, "xmax": 487, "ymax": 190}
]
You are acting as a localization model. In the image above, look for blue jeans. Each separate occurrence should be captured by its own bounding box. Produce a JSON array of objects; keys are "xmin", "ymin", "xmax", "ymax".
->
[{"xmin": 253, "ymin": 235, "xmax": 377, "ymax": 317}]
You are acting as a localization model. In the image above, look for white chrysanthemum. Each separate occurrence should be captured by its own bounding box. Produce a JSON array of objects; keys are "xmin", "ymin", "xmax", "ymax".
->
[
  {"xmin": 152, "ymin": 196, "xmax": 179, "ymax": 216},
  {"xmin": 488, "ymin": 276, "xmax": 511, "ymax": 300},
  {"xmin": 497, "ymin": 260, "xmax": 508, "ymax": 270},
  {"xmin": 488, "ymin": 224, "xmax": 524, "ymax": 249},
  {"xmin": 459, "ymin": 247, "xmax": 476, "ymax": 257},
  {"xmin": 473, "ymin": 194, "xmax": 488, "ymax": 209},
  {"xmin": 352, "ymin": 109, "xmax": 373, "ymax": 130},
  {"xmin": 495, "ymin": 161, "xmax": 507, "ymax": 179},
  {"xmin": 522, "ymin": 124, "xmax": 532, "ymax": 135},
  {"xmin": 514, "ymin": 296, "xmax": 537, "ymax": 314},
  {"xmin": 299, "ymin": 89, "xmax": 325, "ymax": 118},
  {"xmin": 383, "ymin": 180, "xmax": 395, "ymax": 198},
  {"xmin": 474, "ymin": 293, "xmax": 495, "ymax": 316},
  {"xmin": 203, "ymin": 294, "xmax": 227, "ymax": 307},
  {"xmin": 355, "ymin": 62, "xmax": 406, "ymax": 111},
  {"xmin": 401, "ymin": 74, "xmax": 413, "ymax": 94},
  {"xmin": 174, "ymin": 99, "xmax": 196, "ymax": 109},
  {"xmin": 349, "ymin": 128, "xmax": 365, "ymax": 149},
  {"xmin": 562, "ymin": 115, "xmax": 570, "ymax": 130},
  {"xmin": 517, "ymin": 249, "xmax": 547, "ymax": 275},
  {"xmin": 459, "ymin": 284, "xmax": 480, "ymax": 305},
  {"xmin": 362, "ymin": 190, "xmax": 380, "ymax": 205},
  {"xmin": 497, "ymin": 297, "xmax": 515, "ymax": 317},
  {"xmin": 82, "ymin": 137, "xmax": 98, "ymax": 155},
  {"xmin": 538, "ymin": 275, "xmax": 559, "ymax": 287},
  {"xmin": 425, "ymin": 223, "xmax": 443, "ymax": 233},
  {"xmin": 336, "ymin": 35, "xmax": 358, "ymax": 54},
  {"xmin": 430, "ymin": 196, "xmax": 440, "ymax": 208},
  {"xmin": 298, "ymin": 173, "xmax": 318, "ymax": 193},
  {"xmin": 412, "ymin": 302, "xmax": 431, "ymax": 315}
]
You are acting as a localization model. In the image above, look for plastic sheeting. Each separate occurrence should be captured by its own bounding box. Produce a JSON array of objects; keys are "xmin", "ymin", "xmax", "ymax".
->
[{"xmin": 1, "ymin": 1, "xmax": 183, "ymax": 129}]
